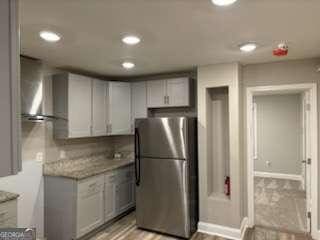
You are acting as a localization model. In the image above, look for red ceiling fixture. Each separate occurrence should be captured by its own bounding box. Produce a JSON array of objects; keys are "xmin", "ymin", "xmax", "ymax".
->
[{"xmin": 273, "ymin": 43, "xmax": 289, "ymax": 57}]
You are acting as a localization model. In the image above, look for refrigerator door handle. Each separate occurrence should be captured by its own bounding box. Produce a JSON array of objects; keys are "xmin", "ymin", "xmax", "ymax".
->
[{"xmin": 134, "ymin": 127, "xmax": 141, "ymax": 186}]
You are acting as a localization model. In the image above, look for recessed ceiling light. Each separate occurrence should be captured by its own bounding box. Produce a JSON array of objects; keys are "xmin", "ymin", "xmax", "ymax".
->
[
  {"xmin": 39, "ymin": 31, "xmax": 61, "ymax": 42},
  {"xmin": 239, "ymin": 43, "xmax": 257, "ymax": 52},
  {"xmin": 211, "ymin": 0, "xmax": 238, "ymax": 6},
  {"xmin": 122, "ymin": 61, "xmax": 135, "ymax": 69},
  {"xmin": 122, "ymin": 35, "xmax": 141, "ymax": 45}
]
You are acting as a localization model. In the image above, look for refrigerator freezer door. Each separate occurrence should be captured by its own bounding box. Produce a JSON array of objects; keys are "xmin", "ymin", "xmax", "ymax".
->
[
  {"xmin": 135, "ymin": 117, "xmax": 187, "ymax": 159},
  {"xmin": 136, "ymin": 157, "xmax": 190, "ymax": 238}
]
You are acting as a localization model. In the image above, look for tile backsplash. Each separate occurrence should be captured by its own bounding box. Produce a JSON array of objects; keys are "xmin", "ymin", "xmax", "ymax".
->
[
  {"xmin": 21, "ymin": 121, "xmax": 134, "ymax": 163},
  {"xmin": 113, "ymin": 135, "xmax": 134, "ymax": 158},
  {"xmin": 22, "ymin": 122, "xmax": 46, "ymax": 161}
]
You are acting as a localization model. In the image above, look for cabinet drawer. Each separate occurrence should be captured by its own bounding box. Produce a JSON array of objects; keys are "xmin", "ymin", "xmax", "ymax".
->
[
  {"xmin": 0, "ymin": 200, "xmax": 17, "ymax": 222},
  {"xmin": 78, "ymin": 175, "xmax": 104, "ymax": 196}
]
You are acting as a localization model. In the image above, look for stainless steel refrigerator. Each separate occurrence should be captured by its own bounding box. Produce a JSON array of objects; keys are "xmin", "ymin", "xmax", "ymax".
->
[{"xmin": 134, "ymin": 117, "xmax": 198, "ymax": 238}]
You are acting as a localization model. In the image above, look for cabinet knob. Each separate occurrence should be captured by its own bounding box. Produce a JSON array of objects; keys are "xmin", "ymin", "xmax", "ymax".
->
[{"xmin": 164, "ymin": 96, "xmax": 170, "ymax": 105}]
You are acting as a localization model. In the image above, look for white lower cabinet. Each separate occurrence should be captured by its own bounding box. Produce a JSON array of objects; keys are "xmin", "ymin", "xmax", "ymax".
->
[
  {"xmin": 45, "ymin": 165, "xmax": 135, "ymax": 240},
  {"xmin": 0, "ymin": 200, "xmax": 17, "ymax": 228},
  {"xmin": 104, "ymin": 166, "xmax": 135, "ymax": 222},
  {"xmin": 76, "ymin": 175, "xmax": 104, "ymax": 238},
  {"xmin": 104, "ymin": 172, "xmax": 117, "ymax": 222},
  {"xmin": 115, "ymin": 168, "xmax": 135, "ymax": 215}
]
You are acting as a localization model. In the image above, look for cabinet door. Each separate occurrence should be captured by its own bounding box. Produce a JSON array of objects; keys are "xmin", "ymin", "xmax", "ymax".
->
[
  {"xmin": 116, "ymin": 180, "xmax": 135, "ymax": 215},
  {"xmin": 68, "ymin": 74, "xmax": 92, "ymax": 138},
  {"xmin": 107, "ymin": 82, "xmax": 131, "ymax": 135},
  {"xmin": 166, "ymin": 78, "xmax": 190, "ymax": 107},
  {"xmin": 147, "ymin": 80, "xmax": 167, "ymax": 108},
  {"xmin": 131, "ymin": 81, "xmax": 147, "ymax": 132},
  {"xmin": 0, "ymin": 0, "xmax": 20, "ymax": 177},
  {"xmin": 77, "ymin": 176, "xmax": 104, "ymax": 238},
  {"xmin": 104, "ymin": 173, "xmax": 117, "ymax": 222},
  {"xmin": 0, "ymin": 200, "xmax": 17, "ymax": 228},
  {"xmin": 92, "ymin": 79, "xmax": 107, "ymax": 136},
  {"xmin": 115, "ymin": 168, "xmax": 135, "ymax": 215}
]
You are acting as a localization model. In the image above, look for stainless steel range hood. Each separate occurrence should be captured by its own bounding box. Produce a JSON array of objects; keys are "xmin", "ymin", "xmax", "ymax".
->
[{"xmin": 21, "ymin": 56, "xmax": 55, "ymax": 122}]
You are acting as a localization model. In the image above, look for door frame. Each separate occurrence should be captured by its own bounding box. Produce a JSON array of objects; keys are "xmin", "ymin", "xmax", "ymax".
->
[{"xmin": 246, "ymin": 83, "xmax": 318, "ymax": 238}]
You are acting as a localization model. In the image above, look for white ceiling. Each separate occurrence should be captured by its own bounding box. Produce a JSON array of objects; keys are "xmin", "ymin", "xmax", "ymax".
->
[{"xmin": 20, "ymin": 0, "xmax": 320, "ymax": 77}]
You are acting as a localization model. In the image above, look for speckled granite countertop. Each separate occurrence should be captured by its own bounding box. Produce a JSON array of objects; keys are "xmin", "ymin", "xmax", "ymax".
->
[
  {"xmin": 0, "ymin": 191, "xmax": 19, "ymax": 204},
  {"xmin": 43, "ymin": 154, "xmax": 134, "ymax": 180}
]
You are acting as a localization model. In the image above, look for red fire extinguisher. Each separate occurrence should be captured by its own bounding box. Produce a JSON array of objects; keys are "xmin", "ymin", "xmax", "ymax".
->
[{"xmin": 224, "ymin": 176, "xmax": 230, "ymax": 196}]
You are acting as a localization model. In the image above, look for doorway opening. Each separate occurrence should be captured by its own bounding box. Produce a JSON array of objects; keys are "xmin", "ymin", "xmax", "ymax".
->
[{"xmin": 246, "ymin": 84, "xmax": 318, "ymax": 239}]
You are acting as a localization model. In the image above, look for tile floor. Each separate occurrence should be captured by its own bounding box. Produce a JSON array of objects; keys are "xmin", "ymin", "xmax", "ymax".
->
[
  {"xmin": 254, "ymin": 177, "xmax": 307, "ymax": 233},
  {"xmin": 246, "ymin": 226, "xmax": 312, "ymax": 240}
]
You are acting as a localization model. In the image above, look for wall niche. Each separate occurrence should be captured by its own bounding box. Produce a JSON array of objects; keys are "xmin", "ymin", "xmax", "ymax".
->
[{"xmin": 206, "ymin": 86, "xmax": 230, "ymax": 200}]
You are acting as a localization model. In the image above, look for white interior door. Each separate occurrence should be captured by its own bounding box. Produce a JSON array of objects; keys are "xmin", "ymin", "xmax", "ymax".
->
[{"xmin": 302, "ymin": 91, "xmax": 312, "ymax": 233}]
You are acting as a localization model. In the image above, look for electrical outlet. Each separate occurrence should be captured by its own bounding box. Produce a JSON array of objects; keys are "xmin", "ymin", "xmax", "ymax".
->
[
  {"xmin": 60, "ymin": 150, "xmax": 66, "ymax": 159},
  {"xmin": 36, "ymin": 152, "xmax": 43, "ymax": 162},
  {"xmin": 266, "ymin": 161, "xmax": 271, "ymax": 167}
]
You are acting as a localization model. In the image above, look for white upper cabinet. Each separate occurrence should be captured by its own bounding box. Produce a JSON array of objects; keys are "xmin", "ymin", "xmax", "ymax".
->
[
  {"xmin": 53, "ymin": 73, "xmax": 191, "ymax": 138},
  {"xmin": 147, "ymin": 80, "xmax": 167, "ymax": 108},
  {"xmin": 131, "ymin": 81, "xmax": 147, "ymax": 130},
  {"xmin": 53, "ymin": 73, "xmax": 133, "ymax": 138},
  {"xmin": 166, "ymin": 78, "xmax": 190, "ymax": 107},
  {"xmin": 147, "ymin": 78, "xmax": 190, "ymax": 108},
  {"xmin": 107, "ymin": 82, "xmax": 132, "ymax": 135},
  {"xmin": 92, "ymin": 79, "xmax": 107, "ymax": 136},
  {"xmin": 68, "ymin": 74, "xmax": 92, "ymax": 138},
  {"xmin": 53, "ymin": 73, "xmax": 92, "ymax": 139},
  {"xmin": 0, "ymin": 0, "xmax": 20, "ymax": 177}
]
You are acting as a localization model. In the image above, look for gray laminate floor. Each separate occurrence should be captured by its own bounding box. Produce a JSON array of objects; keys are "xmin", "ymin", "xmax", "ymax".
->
[
  {"xmin": 89, "ymin": 212, "xmax": 312, "ymax": 240},
  {"xmin": 89, "ymin": 212, "xmax": 225, "ymax": 240},
  {"xmin": 254, "ymin": 177, "xmax": 307, "ymax": 233}
]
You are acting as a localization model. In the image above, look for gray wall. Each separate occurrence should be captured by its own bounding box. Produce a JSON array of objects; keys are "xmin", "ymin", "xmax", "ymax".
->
[
  {"xmin": 198, "ymin": 63, "xmax": 242, "ymax": 228},
  {"xmin": 254, "ymin": 94, "xmax": 302, "ymax": 175},
  {"xmin": 242, "ymin": 58, "xmax": 320, "ymax": 227}
]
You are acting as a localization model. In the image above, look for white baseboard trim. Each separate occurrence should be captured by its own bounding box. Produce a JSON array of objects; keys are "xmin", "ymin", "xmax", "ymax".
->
[
  {"xmin": 240, "ymin": 217, "xmax": 249, "ymax": 239},
  {"xmin": 198, "ymin": 222, "xmax": 242, "ymax": 240},
  {"xmin": 254, "ymin": 171, "xmax": 303, "ymax": 182},
  {"xmin": 317, "ymin": 230, "xmax": 320, "ymax": 240}
]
